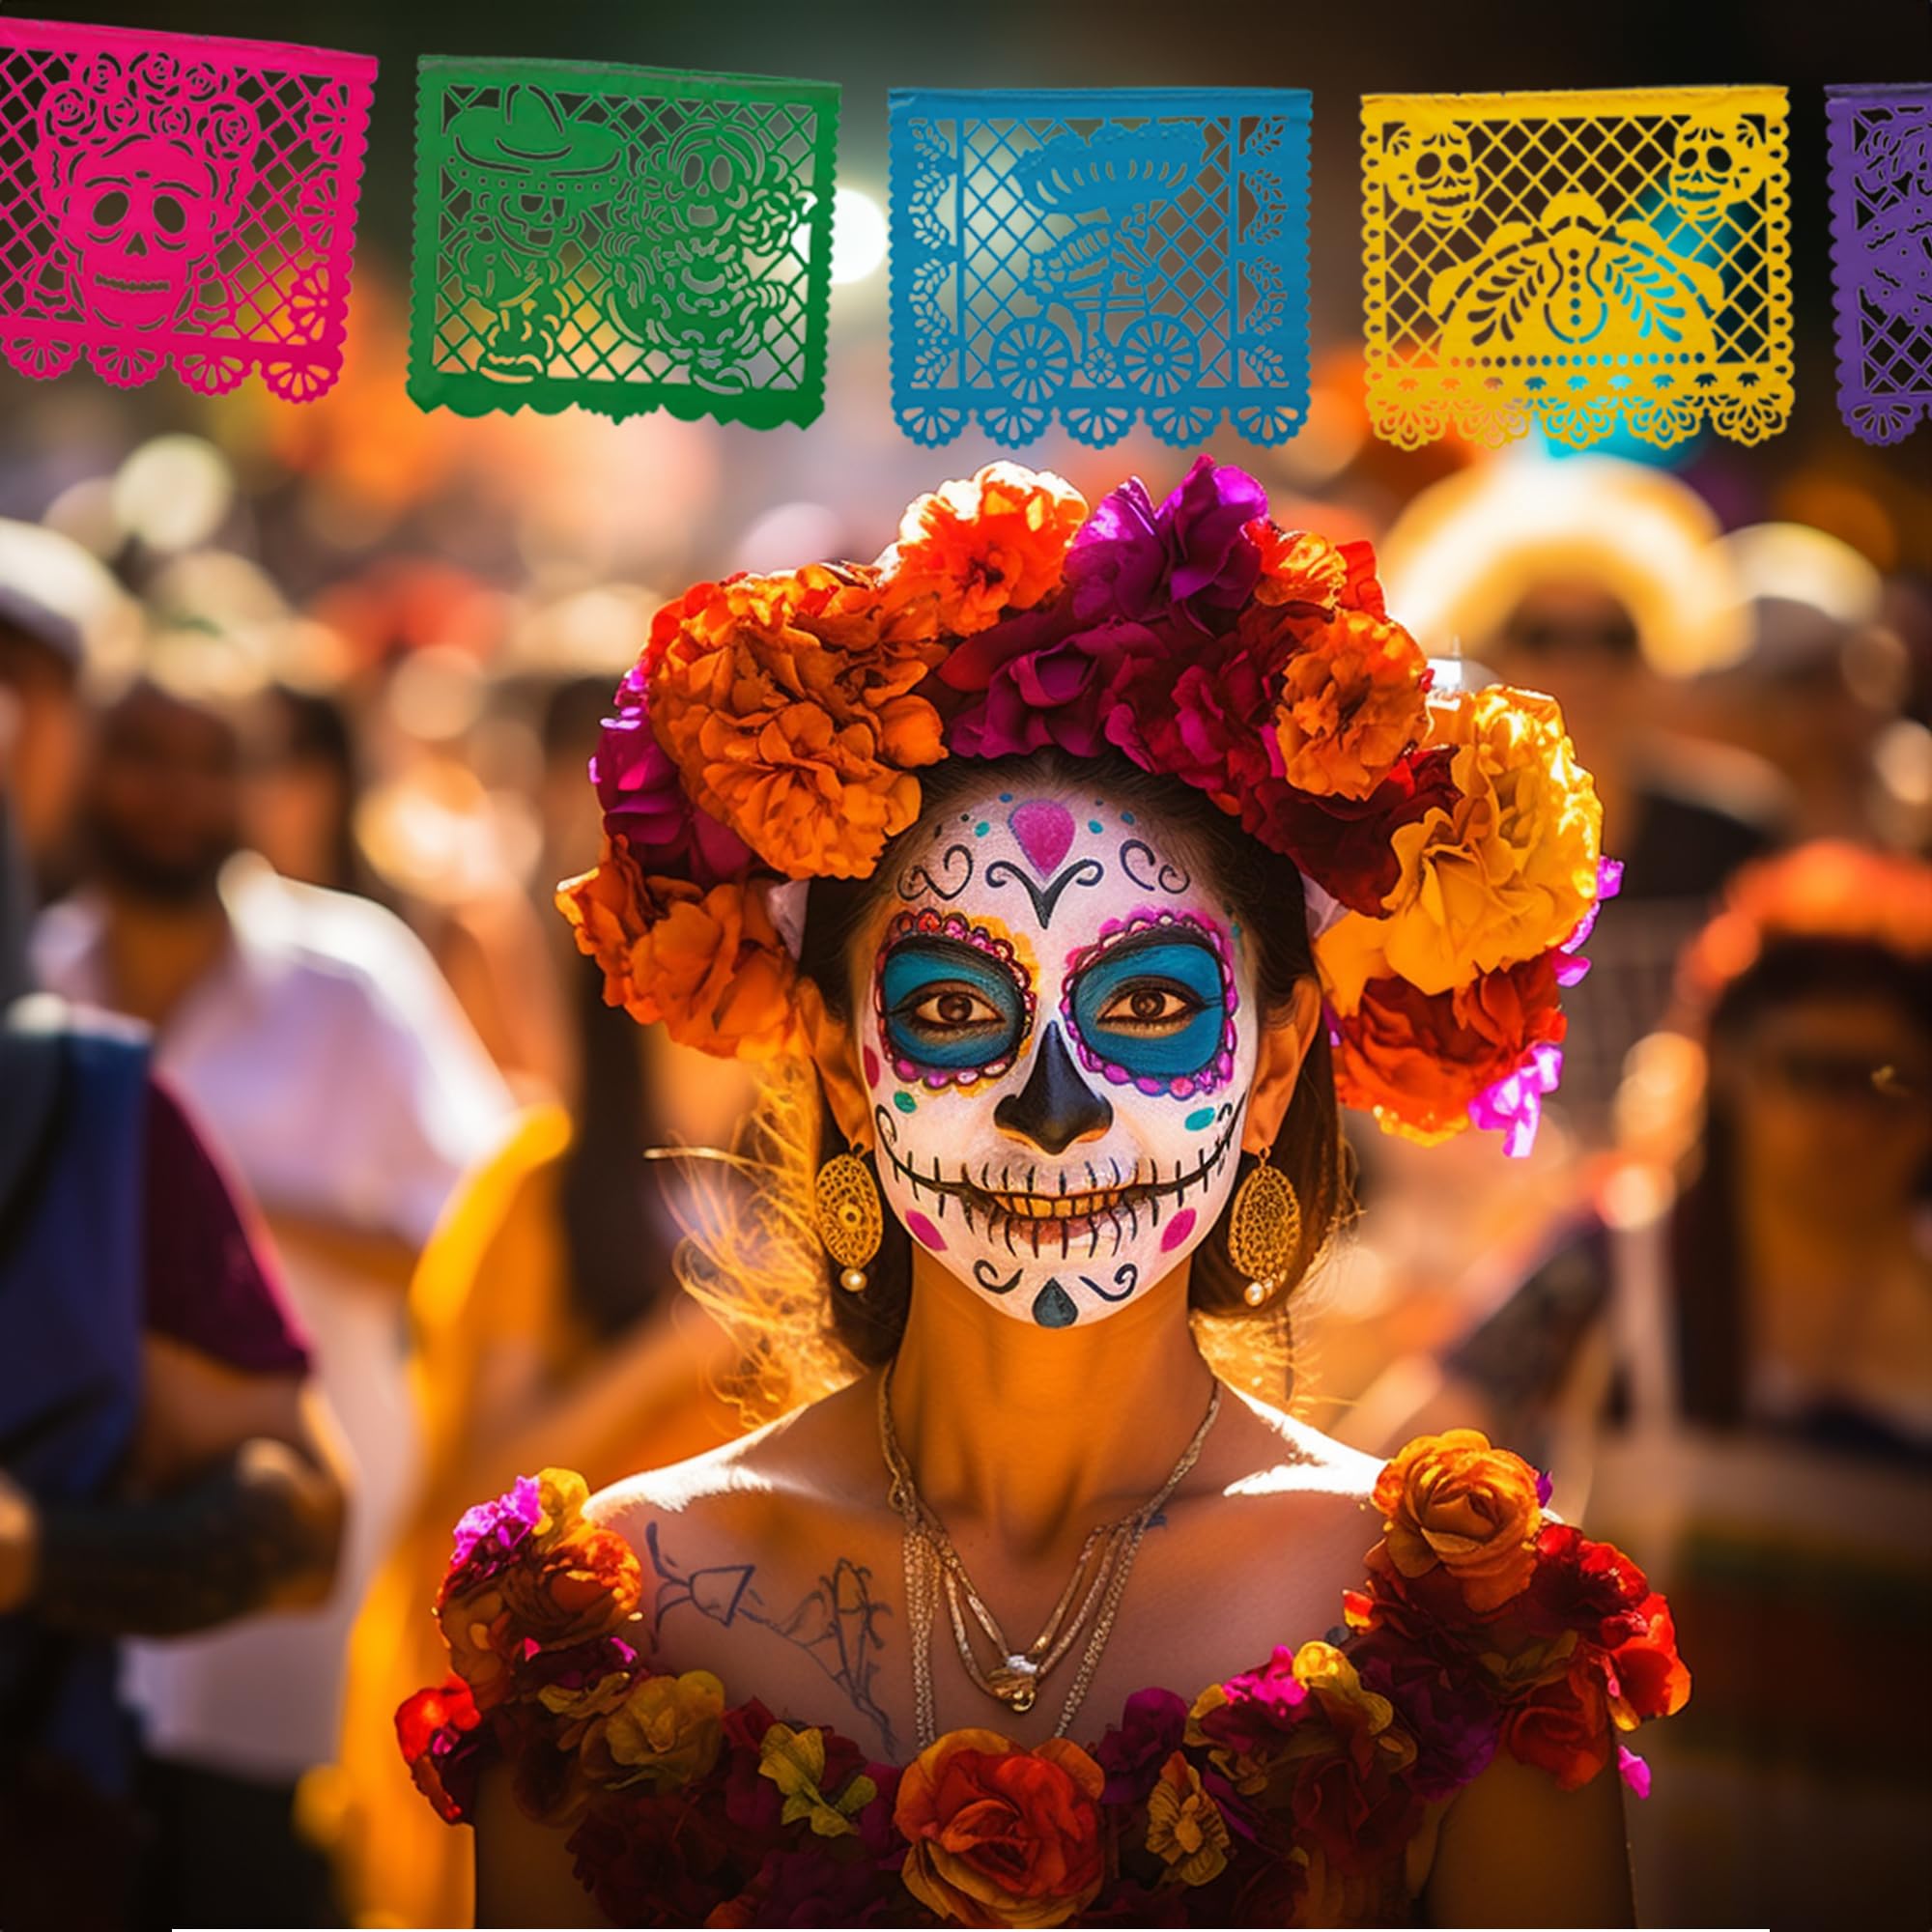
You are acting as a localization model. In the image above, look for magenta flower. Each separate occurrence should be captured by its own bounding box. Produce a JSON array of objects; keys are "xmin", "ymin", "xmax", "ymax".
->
[
  {"xmin": 1554, "ymin": 858, "xmax": 1625, "ymax": 987},
  {"xmin": 1468, "ymin": 1040, "xmax": 1565, "ymax": 1158},
  {"xmin": 1618, "ymin": 1746, "xmax": 1652, "ymax": 1799},
  {"xmin": 939, "ymin": 606, "xmax": 1167, "ymax": 760},
  {"xmin": 449, "ymin": 1473, "xmax": 541, "ymax": 1576},
  {"xmin": 590, "ymin": 668, "xmax": 753, "ymax": 884},
  {"xmin": 1094, "ymin": 1687, "xmax": 1189, "ymax": 1805},
  {"xmin": 1192, "ymin": 1645, "xmax": 1311, "ymax": 1762},
  {"xmin": 1065, "ymin": 455, "xmax": 1267, "ymax": 632}
]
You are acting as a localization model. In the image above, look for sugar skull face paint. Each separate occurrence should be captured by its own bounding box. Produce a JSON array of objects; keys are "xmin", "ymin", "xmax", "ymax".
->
[{"xmin": 861, "ymin": 785, "xmax": 1257, "ymax": 1328}]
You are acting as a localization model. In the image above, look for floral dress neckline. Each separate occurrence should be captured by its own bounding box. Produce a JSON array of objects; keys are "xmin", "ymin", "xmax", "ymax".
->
[{"xmin": 401, "ymin": 1432, "xmax": 1689, "ymax": 1927}]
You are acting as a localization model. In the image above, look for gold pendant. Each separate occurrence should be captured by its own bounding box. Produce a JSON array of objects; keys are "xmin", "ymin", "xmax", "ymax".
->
[{"xmin": 985, "ymin": 1655, "xmax": 1040, "ymax": 1713}]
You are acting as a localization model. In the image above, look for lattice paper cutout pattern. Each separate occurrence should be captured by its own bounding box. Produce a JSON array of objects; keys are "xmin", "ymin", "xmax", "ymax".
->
[
  {"xmin": 1827, "ymin": 85, "xmax": 1932, "ymax": 444},
  {"xmin": 409, "ymin": 60, "xmax": 838, "ymax": 426},
  {"xmin": 0, "ymin": 18, "xmax": 374, "ymax": 400},
  {"xmin": 889, "ymin": 88, "xmax": 1310, "ymax": 448},
  {"xmin": 1361, "ymin": 87, "xmax": 1793, "ymax": 450}
]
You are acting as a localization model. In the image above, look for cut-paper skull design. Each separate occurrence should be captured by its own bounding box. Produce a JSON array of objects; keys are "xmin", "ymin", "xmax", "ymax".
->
[
  {"xmin": 1666, "ymin": 113, "xmax": 1772, "ymax": 222},
  {"xmin": 1384, "ymin": 119, "xmax": 1477, "ymax": 229},
  {"xmin": 33, "ymin": 51, "xmax": 259, "ymax": 333}
]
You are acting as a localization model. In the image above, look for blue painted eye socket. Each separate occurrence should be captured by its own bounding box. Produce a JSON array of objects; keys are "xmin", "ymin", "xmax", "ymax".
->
[
  {"xmin": 1069, "ymin": 937, "xmax": 1228, "ymax": 1081},
  {"xmin": 879, "ymin": 940, "xmax": 1027, "ymax": 1072}
]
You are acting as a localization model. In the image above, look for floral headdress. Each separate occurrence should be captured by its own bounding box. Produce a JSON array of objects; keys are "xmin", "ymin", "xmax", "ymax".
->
[{"xmin": 560, "ymin": 457, "xmax": 1614, "ymax": 1155}]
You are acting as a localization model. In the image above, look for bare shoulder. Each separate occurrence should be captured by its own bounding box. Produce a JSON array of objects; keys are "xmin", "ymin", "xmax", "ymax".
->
[
  {"xmin": 1221, "ymin": 1388, "xmax": 1388, "ymax": 1506},
  {"xmin": 586, "ymin": 1375, "xmax": 885, "ymax": 1564}
]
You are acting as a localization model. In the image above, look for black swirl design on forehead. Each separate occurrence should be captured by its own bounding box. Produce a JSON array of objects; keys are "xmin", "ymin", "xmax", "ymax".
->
[
  {"xmin": 1119, "ymin": 839, "xmax": 1191, "ymax": 896},
  {"xmin": 897, "ymin": 842, "xmax": 975, "ymax": 902},
  {"xmin": 984, "ymin": 855, "xmax": 1104, "ymax": 927}
]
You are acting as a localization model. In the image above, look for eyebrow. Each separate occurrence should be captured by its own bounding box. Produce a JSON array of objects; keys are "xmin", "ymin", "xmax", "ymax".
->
[{"xmin": 878, "ymin": 934, "xmax": 1024, "ymax": 990}]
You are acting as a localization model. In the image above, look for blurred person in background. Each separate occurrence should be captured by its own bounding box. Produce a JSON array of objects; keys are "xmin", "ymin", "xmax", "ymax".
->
[
  {"xmin": 30, "ymin": 637, "xmax": 513, "ymax": 1925},
  {"xmin": 1381, "ymin": 455, "xmax": 1789, "ymax": 1132},
  {"xmin": 1356, "ymin": 843, "xmax": 1932, "ymax": 1928},
  {"xmin": 334, "ymin": 669, "xmax": 749, "ymax": 1929},
  {"xmin": 245, "ymin": 679, "xmax": 388, "ymax": 904},
  {"xmin": 1, "ymin": 522, "xmax": 346, "ymax": 1930},
  {"xmin": 1684, "ymin": 523, "xmax": 1924, "ymax": 846}
]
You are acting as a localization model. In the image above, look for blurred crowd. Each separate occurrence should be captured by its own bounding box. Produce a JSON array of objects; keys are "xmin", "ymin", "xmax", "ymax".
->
[{"xmin": 2, "ymin": 270, "xmax": 1930, "ymax": 1929}]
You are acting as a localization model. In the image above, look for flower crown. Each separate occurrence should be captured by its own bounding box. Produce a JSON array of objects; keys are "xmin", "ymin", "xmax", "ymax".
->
[{"xmin": 559, "ymin": 457, "xmax": 1613, "ymax": 1154}]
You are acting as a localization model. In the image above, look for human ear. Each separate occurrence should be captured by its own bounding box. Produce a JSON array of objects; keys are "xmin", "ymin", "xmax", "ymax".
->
[
  {"xmin": 1242, "ymin": 975, "xmax": 1322, "ymax": 1155},
  {"xmin": 796, "ymin": 977, "xmax": 873, "ymax": 1154}
]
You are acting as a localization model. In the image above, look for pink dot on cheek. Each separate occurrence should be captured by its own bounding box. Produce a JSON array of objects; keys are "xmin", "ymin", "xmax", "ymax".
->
[
  {"xmin": 905, "ymin": 1210, "xmax": 946, "ymax": 1252},
  {"xmin": 1159, "ymin": 1208, "xmax": 1198, "ymax": 1254},
  {"xmin": 863, "ymin": 1046, "xmax": 880, "ymax": 1086}
]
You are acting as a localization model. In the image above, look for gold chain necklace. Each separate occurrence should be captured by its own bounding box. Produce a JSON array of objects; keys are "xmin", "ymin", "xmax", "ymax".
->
[{"xmin": 878, "ymin": 1366, "xmax": 1222, "ymax": 1751}]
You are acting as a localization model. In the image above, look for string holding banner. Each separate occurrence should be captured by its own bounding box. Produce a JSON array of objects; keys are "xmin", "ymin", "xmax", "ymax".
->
[
  {"xmin": 0, "ymin": 18, "xmax": 376, "ymax": 401},
  {"xmin": 1827, "ymin": 84, "xmax": 1932, "ymax": 445},
  {"xmin": 408, "ymin": 59, "xmax": 839, "ymax": 428},
  {"xmin": 1361, "ymin": 86, "xmax": 1794, "ymax": 451},
  {"xmin": 888, "ymin": 87, "xmax": 1311, "ymax": 449}
]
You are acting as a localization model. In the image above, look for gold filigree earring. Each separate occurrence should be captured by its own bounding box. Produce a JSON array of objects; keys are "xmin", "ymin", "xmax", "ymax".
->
[
  {"xmin": 1229, "ymin": 1146, "xmax": 1301, "ymax": 1305},
  {"xmin": 814, "ymin": 1151, "xmax": 882, "ymax": 1292}
]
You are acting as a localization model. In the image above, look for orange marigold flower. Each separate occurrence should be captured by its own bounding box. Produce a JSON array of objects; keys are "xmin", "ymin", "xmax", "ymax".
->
[
  {"xmin": 1371, "ymin": 1430, "xmax": 1545, "ymax": 1613},
  {"xmin": 646, "ymin": 566, "xmax": 947, "ymax": 879},
  {"xmin": 1269, "ymin": 608, "xmax": 1430, "ymax": 800},
  {"xmin": 557, "ymin": 844, "xmax": 800, "ymax": 1060},
  {"xmin": 883, "ymin": 463, "xmax": 1089, "ymax": 637},
  {"xmin": 1318, "ymin": 685, "xmax": 1601, "ymax": 1004},
  {"xmin": 894, "ymin": 1727, "xmax": 1107, "ymax": 1928},
  {"xmin": 1251, "ymin": 524, "xmax": 1386, "ymax": 616}
]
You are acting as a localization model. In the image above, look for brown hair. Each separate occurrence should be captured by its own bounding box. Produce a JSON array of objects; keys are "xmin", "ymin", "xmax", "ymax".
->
[{"xmin": 795, "ymin": 749, "xmax": 1351, "ymax": 1376}]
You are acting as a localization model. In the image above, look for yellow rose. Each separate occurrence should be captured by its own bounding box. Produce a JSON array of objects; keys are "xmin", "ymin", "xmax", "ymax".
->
[
  {"xmin": 1145, "ymin": 1751, "xmax": 1230, "ymax": 1888},
  {"xmin": 1319, "ymin": 685, "xmax": 1601, "ymax": 1008},
  {"xmin": 589, "ymin": 1668, "xmax": 725, "ymax": 1792}
]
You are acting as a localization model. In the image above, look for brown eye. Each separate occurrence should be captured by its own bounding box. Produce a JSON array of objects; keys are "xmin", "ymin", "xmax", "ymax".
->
[
  {"xmin": 904, "ymin": 983, "xmax": 1003, "ymax": 1030},
  {"xmin": 1095, "ymin": 982, "xmax": 1199, "ymax": 1033}
]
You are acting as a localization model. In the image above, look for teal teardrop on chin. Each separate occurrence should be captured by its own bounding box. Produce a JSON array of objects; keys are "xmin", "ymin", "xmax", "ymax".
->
[{"xmin": 1030, "ymin": 1279, "xmax": 1079, "ymax": 1329}]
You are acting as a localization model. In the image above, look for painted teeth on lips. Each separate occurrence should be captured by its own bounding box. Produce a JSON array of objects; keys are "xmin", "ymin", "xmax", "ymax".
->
[{"xmin": 986, "ymin": 1187, "xmax": 1130, "ymax": 1220}]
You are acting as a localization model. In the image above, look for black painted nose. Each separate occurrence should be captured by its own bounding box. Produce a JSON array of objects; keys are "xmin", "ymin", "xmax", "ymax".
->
[{"xmin": 995, "ymin": 1022, "xmax": 1113, "ymax": 1155}]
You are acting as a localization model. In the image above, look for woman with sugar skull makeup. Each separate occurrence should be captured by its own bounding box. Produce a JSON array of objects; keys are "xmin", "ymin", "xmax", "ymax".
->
[{"xmin": 396, "ymin": 460, "xmax": 1689, "ymax": 1927}]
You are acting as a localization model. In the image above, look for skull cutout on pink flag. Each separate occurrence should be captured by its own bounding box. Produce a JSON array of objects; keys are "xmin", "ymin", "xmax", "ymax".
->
[{"xmin": 1, "ymin": 19, "xmax": 375, "ymax": 398}]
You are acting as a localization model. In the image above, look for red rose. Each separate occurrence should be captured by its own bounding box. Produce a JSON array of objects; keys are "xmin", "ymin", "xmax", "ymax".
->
[
  {"xmin": 395, "ymin": 1675, "xmax": 484, "ymax": 1824},
  {"xmin": 894, "ymin": 1728, "xmax": 1107, "ymax": 1928},
  {"xmin": 1500, "ymin": 1652, "xmax": 1613, "ymax": 1791},
  {"xmin": 1609, "ymin": 1592, "xmax": 1691, "ymax": 1721},
  {"xmin": 1518, "ymin": 1523, "xmax": 1653, "ymax": 1647}
]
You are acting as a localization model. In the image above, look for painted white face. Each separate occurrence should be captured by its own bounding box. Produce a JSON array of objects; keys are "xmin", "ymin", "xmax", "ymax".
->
[{"xmin": 859, "ymin": 782, "xmax": 1258, "ymax": 1329}]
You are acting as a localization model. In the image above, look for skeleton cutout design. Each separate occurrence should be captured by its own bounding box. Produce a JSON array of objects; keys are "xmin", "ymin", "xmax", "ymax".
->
[
  {"xmin": 442, "ymin": 86, "xmax": 624, "ymax": 383},
  {"xmin": 1384, "ymin": 119, "xmax": 1477, "ymax": 229},
  {"xmin": 1432, "ymin": 191, "xmax": 1722, "ymax": 363},
  {"xmin": 608, "ymin": 119, "xmax": 805, "ymax": 389},
  {"xmin": 1667, "ymin": 113, "xmax": 1772, "ymax": 223},
  {"xmin": 34, "ymin": 53, "xmax": 259, "ymax": 333}
]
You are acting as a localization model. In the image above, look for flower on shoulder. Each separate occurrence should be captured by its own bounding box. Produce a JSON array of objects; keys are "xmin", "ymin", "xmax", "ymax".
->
[
  {"xmin": 1499, "ymin": 1648, "xmax": 1614, "ymax": 1791},
  {"xmin": 1276, "ymin": 1643, "xmax": 1421, "ymax": 1877},
  {"xmin": 883, "ymin": 463, "xmax": 1088, "ymax": 636},
  {"xmin": 436, "ymin": 1471, "xmax": 639, "ymax": 1711},
  {"xmin": 1185, "ymin": 1644, "xmax": 1308, "ymax": 1781},
  {"xmin": 1608, "ymin": 1591, "xmax": 1690, "ymax": 1724},
  {"xmin": 558, "ymin": 847, "xmax": 800, "ymax": 1061},
  {"xmin": 1326, "ymin": 686, "xmax": 1603, "ymax": 996},
  {"xmin": 1349, "ymin": 1631, "xmax": 1501, "ymax": 1802},
  {"xmin": 1094, "ymin": 1687, "xmax": 1189, "ymax": 1806},
  {"xmin": 1328, "ymin": 952, "xmax": 1569, "ymax": 1149},
  {"xmin": 1267, "ymin": 608, "xmax": 1429, "ymax": 802},
  {"xmin": 757, "ymin": 1720, "xmax": 880, "ymax": 1837},
  {"xmin": 1145, "ymin": 1750, "xmax": 1230, "ymax": 1888},
  {"xmin": 1517, "ymin": 1523, "xmax": 1652, "ymax": 1648},
  {"xmin": 532, "ymin": 1634, "xmax": 642, "ymax": 1749},
  {"xmin": 1065, "ymin": 456, "xmax": 1266, "ymax": 632},
  {"xmin": 583, "ymin": 1668, "xmax": 727, "ymax": 1793},
  {"xmin": 894, "ymin": 1726, "xmax": 1107, "ymax": 1928},
  {"xmin": 1370, "ymin": 1430, "xmax": 1545, "ymax": 1614},
  {"xmin": 646, "ymin": 567, "xmax": 947, "ymax": 880},
  {"xmin": 566, "ymin": 1783, "xmax": 743, "ymax": 1928},
  {"xmin": 396, "ymin": 1674, "xmax": 484, "ymax": 1824}
]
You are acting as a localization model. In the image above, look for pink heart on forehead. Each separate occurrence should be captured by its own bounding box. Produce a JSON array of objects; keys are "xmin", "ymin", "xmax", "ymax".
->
[{"xmin": 1007, "ymin": 799, "xmax": 1076, "ymax": 878}]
